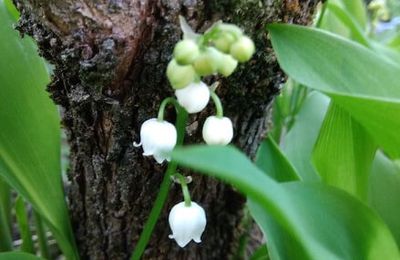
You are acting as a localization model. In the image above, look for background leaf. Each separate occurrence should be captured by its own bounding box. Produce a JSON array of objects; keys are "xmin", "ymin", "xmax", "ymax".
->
[
  {"xmin": 0, "ymin": 252, "xmax": 43, "ymax": 260},
  {"xmin": 369, "ymin": 151, "xmax": 400, "ymax": 245},
  {"xmin": 312, "ymin": 103, "xmax": 376, "ymax": 200},
  {"xmin": 250, "ymin": 245, "xmax": 269, "ymax": 260},
  {"xmin": 15, "ymin": 196, "xmax": 34, "ymax": 254},
  {"xmin": 0, "ymin": 178, "xmax": 12, "ymax": 251},
  {"xmin": 0, "ymin": 1, "xmax": 77, "ymax": 258},
  {"xmin": 268, "ymin": 24, "xmax": 400, "ymax": 159},
  {"xmin": 255, "ymin": 136, "xmax": 300, "ymax": 182},
  {"xmin": 173, "ymin": 145, "xmax": 400, "ymax": 260},
  {"xmin": 280, "ymin": 92, "xmax": 329, "ymax": 181}
]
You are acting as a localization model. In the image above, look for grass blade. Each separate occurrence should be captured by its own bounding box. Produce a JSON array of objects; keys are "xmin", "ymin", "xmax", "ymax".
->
[
  {"xmin": 15, "ymin": 196, "xmax": 35, "ymax": 254},
  {"xmin": 33, "ymin": 210, "xmax": 49, "ymax": 259},
  {"xmin": 0, "ymin": 178, "xmax": 12, "ymax": 251}
]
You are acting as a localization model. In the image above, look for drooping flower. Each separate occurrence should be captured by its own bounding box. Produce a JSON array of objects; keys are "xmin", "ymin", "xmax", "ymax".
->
[
  {"xmin": 202, "ymin": 116, "xmax": 233, "ymax": 145},
  {"xmin": 175, "ymin": 81, "xmax": 210, "ymax": 113},
  {"xmin": 134, "ymin": 118, "xmax": 177, "ymax": 163},
  {"xmin": 168, "ymin": 201, "xmax": 206, "ymax": 247}
]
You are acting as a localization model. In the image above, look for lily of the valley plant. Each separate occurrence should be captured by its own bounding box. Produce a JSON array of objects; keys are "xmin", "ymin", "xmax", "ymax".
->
[{"xmin": 134, "ymin": 17, "xmax": 255, "ymax": 247}]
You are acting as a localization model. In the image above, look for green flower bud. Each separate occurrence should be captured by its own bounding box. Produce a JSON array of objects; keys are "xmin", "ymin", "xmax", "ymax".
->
[
  {"xmin": 230, "ymin": 36, "xmax": 255, "ymax": 63},
  {"xmin": 218, "ymin": 54, "xmax": 238, "ymax": 77},
  {"xmin": 167, "ymin": 59, "xmax": 196, "ymax": 89},
  {"xmin": 193, "ymin": 47, "xmax": 221, "ymax": 76},
  {"xmin": 214, "ymin": 33, "xmax": 236, "ymax": 53},
  {"xmin": 173, "ymin": 39, "xmax": 200, "ymax": 65},
  {"xmin": 217, "ymin": 24, "xmax": 243, "ymax": 38}
]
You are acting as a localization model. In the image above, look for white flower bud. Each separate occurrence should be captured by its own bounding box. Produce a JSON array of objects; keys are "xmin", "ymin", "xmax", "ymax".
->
[
  {"xmin": 168, "ymin": 201, "xmax": 206, "ymax": 248},
  {"xmin": 202, "ymin": 116, "xmax": 233, "ymax": 145},
  {"xmin": 175, "ymin": 81, "xmax": 210, "ymax": 113},
  {"xmin": 135, "ymin": 118, "xmax": 177, "ymax": 164}
]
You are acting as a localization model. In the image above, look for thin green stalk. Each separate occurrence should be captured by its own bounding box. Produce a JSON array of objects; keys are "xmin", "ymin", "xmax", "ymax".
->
[
  {"xmin": 15, "ymin": 196, "xmax": 35, "ymax": 254},
  {"xmin": 33, "ymin": 210, "xmax": 49, "ymax": 258},
  {"xmin": 0, "ymin": 178, "xmax": 12, "ymax": 251},
  {"xmin": 131, "ymin": 105, "xmax": 188, "ymax": 260},
  {"xmin": 157, "ymin": 97, "xmax": 180, "ymax": 121},
  {"xmin": 210, "ymin": 91, "xmax": 224, "ymax": 118},
  {"xmin": 175, "ymin": 173, "xmax": 192, "ymax": 207},
  {"xmin": 315, "ymin": 1, "xmax": 327, "ymax": 28}
]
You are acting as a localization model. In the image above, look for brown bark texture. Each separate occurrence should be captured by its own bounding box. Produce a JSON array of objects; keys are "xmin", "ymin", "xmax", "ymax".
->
[{"xmin": 14, "ymin": 0, "xmax": 318, "ymax": 259}]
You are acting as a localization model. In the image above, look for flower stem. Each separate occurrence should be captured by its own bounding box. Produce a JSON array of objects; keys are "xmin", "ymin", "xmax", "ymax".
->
[
  {"xmin": 131, "ymin": 106, "xmax": 188, "ymax": 260},
  {"xmin": 210, "ymin": 91, "xmax": 224, "ymax": 118},
  {"xmin": 175, "ymin": 173, "xmax": 192, "ymax": 207},
  {"xmin": 157, "ymin": 97, "xmax": 180, "ymax": 121}
]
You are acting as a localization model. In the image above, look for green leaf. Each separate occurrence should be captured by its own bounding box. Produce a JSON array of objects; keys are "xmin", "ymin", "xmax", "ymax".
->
[
  {"xmin": 312, "ymin": 103, "xmax": 376, "ymax": 200},
  {"xmin": 0, "ymin": 252, "xmax": 44, "ymax": 260},
  {"xmin": 325, "ymin": 3, "xmax": 369, "ymax": 46},
  {"xmin": 0, "ymin": 1, "xmax": 77, "ymax": 258},
  {"xmin": 281, "ymin": 92, "xmax": 329, "ymax": 181},
  {"xmin": 33, "ymin": 210, "xmax": 49, "ymax": 259},
  {"xmin": 268, "ymin": 24, "xmax": 400, "ymax": 159},
  {"xmin": 15, "ymin": 196, "xmax": 35, "ymax": 254},
  {"xmin": 256, "ymin": 136, "xmax": 300, "ymax": 182},
  {"xmin": 369, "ymin": 151, "xmax": 400, "ymax": 245},
  {"xmin": 334, "ymin": 0, "xmax": 367, "ymax": 29},
  {"xmin": 172, "ymin": 145, "xmax": 400, "ymax": 260},
  {"xmin": 0, "ymin": 178, "xmax": 12, "ymax": 251},
  {"xmin": 250, "ymin": 244, "xmax": 269, "ymax": 260},
  {"xmin": 247, "ymin": 200, "xmax": 309, "ymax": 260}
]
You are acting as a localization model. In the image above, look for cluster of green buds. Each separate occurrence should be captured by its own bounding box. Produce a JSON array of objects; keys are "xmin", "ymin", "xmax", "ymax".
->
[{"xmin": 167, "ymin": 18, "xmax": 255, "ymax": 89}]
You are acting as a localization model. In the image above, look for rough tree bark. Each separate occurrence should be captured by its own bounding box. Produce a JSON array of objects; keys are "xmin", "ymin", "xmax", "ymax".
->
[{"xmin": 14, "ymin": 0, "xmax": 318, "ymax": 259}]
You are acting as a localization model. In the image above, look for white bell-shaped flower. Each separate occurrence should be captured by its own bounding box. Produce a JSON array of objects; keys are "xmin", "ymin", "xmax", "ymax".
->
[
  {"xmin": 135, "ymin": 118, "xmax": 177, "ymax": 164},
  {"xmin": 202, "ymin": 116, "xmax": 233, "ymax": 145},
  {"xmin": 168, "ymin": 201, "xmax": 206, "ymax": 247},
  {"xmin": 175, "ymin": 81, "xmax": 210, "ymax": 113}
]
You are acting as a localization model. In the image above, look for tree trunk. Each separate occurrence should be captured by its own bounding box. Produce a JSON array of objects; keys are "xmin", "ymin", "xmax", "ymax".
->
[{"xmin": 14, "ymin": 0, "xmax": 318, "ymax": 259}]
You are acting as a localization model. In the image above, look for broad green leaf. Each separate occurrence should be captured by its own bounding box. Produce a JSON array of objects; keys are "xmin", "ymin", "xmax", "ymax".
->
[
  {"xmin": 15, "ymin": 196, "xmax": 35, "ymax": 254},
  {"xmin": 256, "ymin": 136, "xmax": 300, "ymax": 182},
  {"xmin": 254, "ymin": 133, "xmax": 307, "ymax": 258},
  {"xmin": 369, "ymin": 151, "xmax": 400, "ymax": 245},
  {"xmin": 250, "ymin": 244, "xmax": 269, "ymax": 260},
  {"xmin": 313, "ymin": 103, "xmax": 376, "ymax": 200},
  {"xmin": 0, "ymin": 2, "xmax": 77, "ymax": 258},
  {"xmin": 172, "ymin": 145, "xmax": 400, "ymax": 260},
  {"xmin": 0, "ymin": 252, "xmax": 44, "ymax": 260},
  {"xmin": 281, "ymin": 92, "xmax": 329, "ymax": 181},
  {"xmin": 0, "ymin": 178, "xmax": 12, "ymax": 251},
  {"xmin": 370, "ymin": 41, "xmax": 400, "ymax": 66},
  {"xmin": 331, "ymin": 95, "xmax": 400, "ymax": 159},
  {"xmin": 247, "ymin": 200, "xmax": 309, "ymax": 260},
  {"xmin": 268, "ymin": 24, "xmax": 400, "ymax": 159}
]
